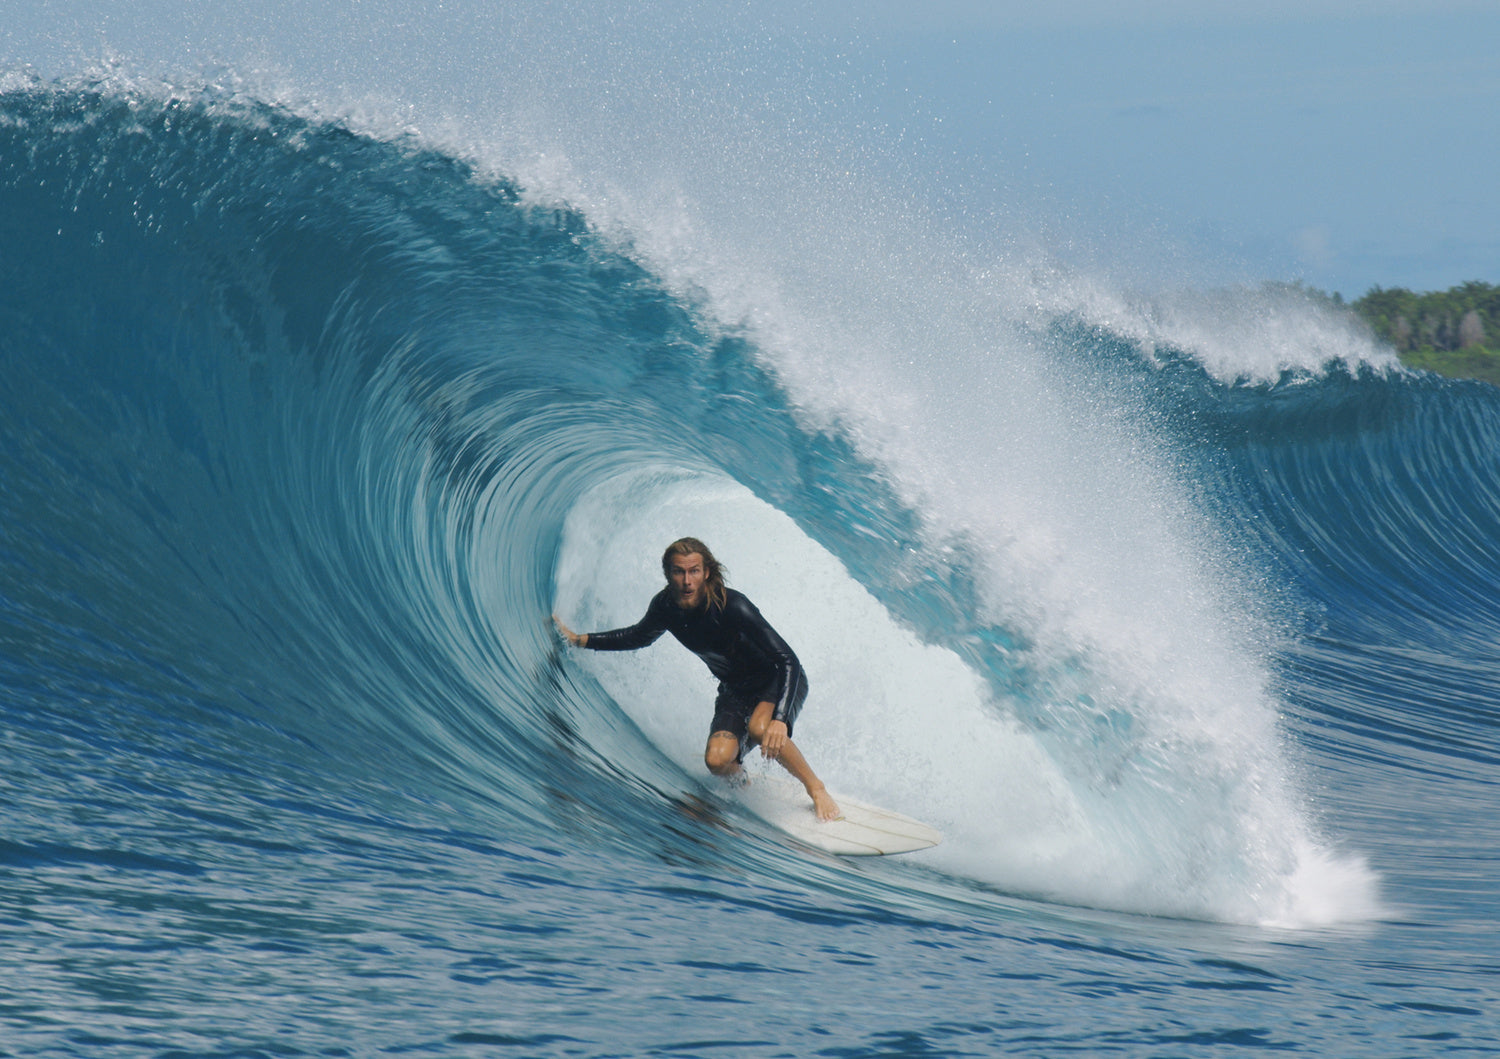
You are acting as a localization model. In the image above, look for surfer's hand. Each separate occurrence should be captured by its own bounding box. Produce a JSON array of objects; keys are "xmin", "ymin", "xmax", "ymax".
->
[
  {"xmin": 760, "ymin": 719, "xmax": 789, "ymax": 760},
  {"xmin": 552, "ymin": 615, "xmax": 585, "ymax": 647}
]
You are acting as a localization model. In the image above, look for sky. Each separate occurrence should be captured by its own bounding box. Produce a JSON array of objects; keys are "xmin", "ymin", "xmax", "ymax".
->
[
  {"xmin": 4, "ymin": 0, "xmax": 1496, "ymax": 297},
  {"xmin": 813, "ymin": 1, "xmax": 1500, "ymax": 296}
]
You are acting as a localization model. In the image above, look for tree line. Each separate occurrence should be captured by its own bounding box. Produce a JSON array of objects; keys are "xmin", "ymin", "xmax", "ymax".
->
[
  {"xmin": 1350, "ymin": 280, "xmax": 1497, "ymax": 356},
  {"xmin": 1284, "ymin": 279, "xmax": 1500, "ymax": 384}
]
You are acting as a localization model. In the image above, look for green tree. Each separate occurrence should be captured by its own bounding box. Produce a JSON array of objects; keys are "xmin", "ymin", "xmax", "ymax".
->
[{"xmin": 1349, "ymin": 281, "xmax": 1500, "ymax": 384}]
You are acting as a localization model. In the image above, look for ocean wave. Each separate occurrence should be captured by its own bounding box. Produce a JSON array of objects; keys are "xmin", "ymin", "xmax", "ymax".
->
[{"xmin": 14, "ymin": 80, "xmax": 1494, "ymax": 930}]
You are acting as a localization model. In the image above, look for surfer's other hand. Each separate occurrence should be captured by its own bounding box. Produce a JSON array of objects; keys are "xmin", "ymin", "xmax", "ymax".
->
[
  {"xmin": 552, "ymin": 615, "xmax": 584, "ymax": 647},
  {"xmin": 759, "ymin": 719, "xmax": 788, "ymax": 760}
]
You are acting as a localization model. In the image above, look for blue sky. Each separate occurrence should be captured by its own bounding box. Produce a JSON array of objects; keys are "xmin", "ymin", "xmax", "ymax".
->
[
  {"xmin": 6, "ymin": 0, "xmax": 1496, "ymax": 297},
  {"xmin": 807, "ymin": 1, "xmax": 1500, "ymax": 296}
]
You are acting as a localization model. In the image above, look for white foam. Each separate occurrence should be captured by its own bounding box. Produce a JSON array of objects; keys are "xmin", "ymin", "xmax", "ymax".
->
[
  {"xmin": 556, "ymin": 472, "xmax": 1086, "ymax": 872},
  {"xmin": 556, "ymin": 471, "xmax": 1382, "ymax": 925}
]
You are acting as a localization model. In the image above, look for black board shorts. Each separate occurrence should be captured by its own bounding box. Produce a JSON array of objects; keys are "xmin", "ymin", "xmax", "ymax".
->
[{"xmin": 709, "ymin": 673, "xmax": 807, "ymax": 762}]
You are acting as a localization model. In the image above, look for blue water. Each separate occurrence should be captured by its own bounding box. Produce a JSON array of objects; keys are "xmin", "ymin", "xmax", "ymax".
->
[{"xmin": 2, "ymin": 75, "xmax": 1499, "ymax": 1057}]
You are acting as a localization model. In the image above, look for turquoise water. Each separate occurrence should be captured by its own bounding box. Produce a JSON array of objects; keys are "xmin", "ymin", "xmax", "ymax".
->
[{"xmin": 1, "ymin": 81, "xmax": 1497, "ymax": 1056}]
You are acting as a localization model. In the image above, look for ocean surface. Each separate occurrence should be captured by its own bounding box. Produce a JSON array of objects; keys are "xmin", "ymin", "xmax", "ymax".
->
[{"xmin": 2, "ymin": 73, "xmax": 1499, "ymax": 1058}]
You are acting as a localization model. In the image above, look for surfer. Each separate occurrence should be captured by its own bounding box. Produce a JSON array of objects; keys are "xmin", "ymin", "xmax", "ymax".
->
[{"xmin": 554, "ymin": 537, "xmax": 841, "ymax": 822}]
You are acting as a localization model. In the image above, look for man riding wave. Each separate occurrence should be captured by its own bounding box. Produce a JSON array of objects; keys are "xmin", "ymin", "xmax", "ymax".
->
[{"xmin": 554, "ymin": 537, "xmax": 841, "ymax": 821}]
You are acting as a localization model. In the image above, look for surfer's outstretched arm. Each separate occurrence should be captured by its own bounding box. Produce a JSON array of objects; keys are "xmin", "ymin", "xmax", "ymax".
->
[{"xmin": 556, "ymin": 596, "xmax": 671, "ymax": 654}]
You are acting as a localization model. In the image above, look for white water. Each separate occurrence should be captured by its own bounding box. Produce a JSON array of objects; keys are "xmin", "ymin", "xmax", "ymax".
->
[{"xmin": 555, "ymin": 470, "xmax": 1381, "ymax": 925}]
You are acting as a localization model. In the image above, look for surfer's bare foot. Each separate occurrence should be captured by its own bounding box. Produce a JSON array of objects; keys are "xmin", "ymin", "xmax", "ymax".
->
[{"xmin": 810, "ymin": 786, "xmax": 841, "ymax": 822}]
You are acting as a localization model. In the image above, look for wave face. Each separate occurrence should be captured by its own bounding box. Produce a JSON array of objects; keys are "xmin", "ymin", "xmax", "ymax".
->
[{"xmin": 4, "ymin": 81, "xmax": 1500, "ymax": 1056}]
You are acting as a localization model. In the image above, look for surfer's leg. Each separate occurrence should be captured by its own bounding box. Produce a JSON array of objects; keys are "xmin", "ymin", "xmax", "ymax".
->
[
  {"xmin": 705, "ymin": 691, "xmax": 753, "ymax": 784},
  {"xmin": 747, "ymin": 701, "xmax": 841, "ymax": 821},
  {"xmin": 704, "ymin": 730, "xmax": 746, "ymax": 780}
]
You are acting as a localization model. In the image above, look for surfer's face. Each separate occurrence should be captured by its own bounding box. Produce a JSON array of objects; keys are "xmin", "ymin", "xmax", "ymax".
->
[{"xmin": 668, "ymin": 553, "xmax": 707, "ymax": 608}]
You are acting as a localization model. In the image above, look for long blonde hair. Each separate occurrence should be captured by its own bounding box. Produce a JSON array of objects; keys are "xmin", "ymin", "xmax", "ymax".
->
[{"xmin": 660, "ymin": 537, "xmax": 728, "ymax": 610}]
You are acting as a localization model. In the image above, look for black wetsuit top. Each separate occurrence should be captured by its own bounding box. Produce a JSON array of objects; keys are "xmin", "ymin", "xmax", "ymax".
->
[{"xmin": 584, "ymin": 588, "xmax": 807, "ymax": 728}]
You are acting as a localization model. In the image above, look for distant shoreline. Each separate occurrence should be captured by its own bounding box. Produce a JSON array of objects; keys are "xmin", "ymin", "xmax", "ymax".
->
[
  {"xmin": 1392, "ymin": 344, "xmax": 1500, "ymax": 386},
  {"xmin": 1321, "ymin": 280, "xmax": 1500, "ymax": 386}
]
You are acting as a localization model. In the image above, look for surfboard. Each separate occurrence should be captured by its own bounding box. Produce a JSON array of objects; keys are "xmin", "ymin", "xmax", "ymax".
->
[{"xmin": 739, "ymin": 778, "xmax": 941, "ymax": 856}]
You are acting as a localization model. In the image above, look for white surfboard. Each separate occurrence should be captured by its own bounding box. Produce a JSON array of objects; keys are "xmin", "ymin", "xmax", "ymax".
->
[{"xmin": 739, "ymin": 777, "xmax": 941, "ymax": 856}]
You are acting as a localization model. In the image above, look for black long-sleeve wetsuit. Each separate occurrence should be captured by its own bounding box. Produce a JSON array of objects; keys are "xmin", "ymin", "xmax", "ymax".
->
[{"xmin": 583, "ymin": 588, "xmax": 808, "ymax": 736}]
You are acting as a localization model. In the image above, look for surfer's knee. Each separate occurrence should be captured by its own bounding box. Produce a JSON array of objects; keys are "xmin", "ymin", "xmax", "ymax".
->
[
  {"xmin": 704, "ymin": 733, "xmax": 740, "ymax": 775},
  {"xmin": 705, "ymin": 751, "xmax": 737, "ymax": 776}
]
